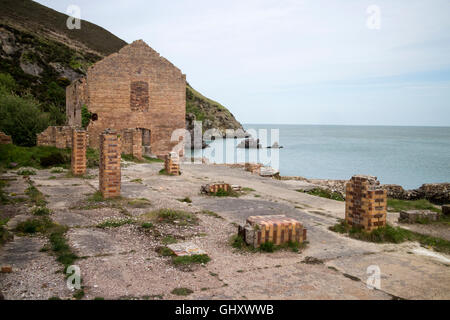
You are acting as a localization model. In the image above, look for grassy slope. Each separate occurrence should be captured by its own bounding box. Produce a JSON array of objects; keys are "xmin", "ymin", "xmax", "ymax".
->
[{"xmin": 0, "ymin": 0, "xmax": 126, "ymax": 56}]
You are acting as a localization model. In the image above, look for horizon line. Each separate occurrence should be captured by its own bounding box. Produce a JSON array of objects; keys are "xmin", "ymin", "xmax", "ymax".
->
[{"xmin": 242, "ymin": 123, "xmax": 450, "ymax": 128}]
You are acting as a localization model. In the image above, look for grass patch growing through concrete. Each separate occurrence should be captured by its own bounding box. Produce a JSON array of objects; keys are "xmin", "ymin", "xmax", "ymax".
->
[
  {"xmin": 199, "ymin": 210, "xmax": 223, "ymax": 219},
  {"xmin": 141, "ymin": 209, "xmax": 199, "ymax": 226},
  {"xmin": 387, "ymin": 198, "xmax": 441, "ymax": 213},
  {"xmin": 121, "ymin": 154, "xmax": 163, "ymax": 163},
  {"xmin": 127, "ymin": 198, "xmax": 151, "ymax": 208},
  {"xmin": 171, "ymin": 288, "xmax": 193, "ymax": 296},
  {"xmin": 161, "ymin": 235, "xmax": 178, "ymax": 245},
  {"xmin": 158, "ymin": 168, "xmax": 179, "ymax": 176},
  {"xmin": 208, "ymin": 188, "xmax": 240, "ymax": 197},
  {"xmin": 177, "ymin": 197, "xmax": 192, "ymax": 203},
  {"xmin": 25, "ymin": 184, "xmax": 47, "ymax": 206},
  {"xmin": 0, "ymin": 218, "xmax": 12, "ymax": 245},
  {"xmin": 96, "ymin": 218, "xmax": 134, "ymax": 229},
  {"xmin": 330, "ymin": 220, "xmax": 450, "ymax": 254},
  {"xmin": 172, "ymin": 254, "xmax": 210, "ymax": 266},
  {"xmin": 32, "ymin": 206, "xmax": 51, "ymax": 216},
  {"xmin": 297, "ymin": 188, "xmax": 345, "ymax": 201},
  {"xmin": 230, "ymin": 234, "xmax": 306, "ymax": 253},
  {"xmin": 141, "ymin": 222, "xmax": 154, "ymax": 229},
  {"xmin": 15, "ymin": 217, "xmax": 78, "ymax": 270}
]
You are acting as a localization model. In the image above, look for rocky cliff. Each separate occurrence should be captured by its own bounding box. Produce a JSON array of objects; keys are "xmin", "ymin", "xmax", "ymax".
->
[{"xmin": 0, "ymin": 0, "xmax": 243, "ymax": 131}]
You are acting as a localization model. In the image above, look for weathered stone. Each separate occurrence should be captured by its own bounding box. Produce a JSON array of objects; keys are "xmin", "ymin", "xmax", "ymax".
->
[
  {"xmin": 167, "ymin": 242, "xmax": 206, "ymax": 257},
  {"xmin": 20, "ymin": 61, "xmax": 43, "ymax": 77},
  {"xmin": 49, "ymin": 62, "xmax": 82, "ymax": 82},
  {"xmin": 260, "ymin": 166, "xmax": 279, "ymax": 177},
  {"xmin": 399, "ymin": 210, "xmax": 440, "ymax": 223}
]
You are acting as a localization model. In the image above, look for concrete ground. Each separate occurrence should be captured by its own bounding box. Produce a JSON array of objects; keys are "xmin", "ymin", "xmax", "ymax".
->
[{"xmin": 0, "ymin": 161, "xmax": 449, "ymax": 300}]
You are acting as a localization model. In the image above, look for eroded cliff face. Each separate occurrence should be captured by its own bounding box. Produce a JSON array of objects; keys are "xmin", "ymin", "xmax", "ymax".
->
[{"xmin": 186, "ymin": 84, "xmax": 244, "ymax": 136}]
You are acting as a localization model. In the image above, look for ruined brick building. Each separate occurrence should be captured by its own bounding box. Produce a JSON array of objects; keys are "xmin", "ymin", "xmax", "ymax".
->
[{"xmin": 39, "ymin": 40, "xmax": 186, "ymax": 158}]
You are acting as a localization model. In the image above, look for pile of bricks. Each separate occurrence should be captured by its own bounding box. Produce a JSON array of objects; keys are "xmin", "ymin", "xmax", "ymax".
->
[
  {"xmin": 201, "ymin": 182, "xmax": 231, "ymax": 194},
  {"xmin": 345, "ymin": 175, "xmax": 387, "ymax": 231},
  {"xmin": 99, "ymin": 129, "xmax": 121, "ymax": 198},
  {"xmin": 164, "ymin": 152, "xmax": 180, "ymax": 175},
  {"xmin": 239, "ymin": 215, "xmax": 307, "ymax": 248},
  {"xmin": 122, "ymin": 128, "xmax": 143, "ymax": 160},
  {"xmin": 245, "ymin": 163, "xmax": 262, "ymax": 175},
  {"xmin": 0, "ymin": 131, "xmax": 12, "ymax": 144},
  {"xmin": 71, "ymin": 128, "xmax": 87, "ymax": 176}
]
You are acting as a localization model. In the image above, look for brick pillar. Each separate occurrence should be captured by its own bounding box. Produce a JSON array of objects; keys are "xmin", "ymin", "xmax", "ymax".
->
[
  {"xmin": 71, "ymin": 128, "xmax": 87, "ymax": 176},
  {"xmin": 131, "ymin": 129, "xmax": 142, "ymax": 160},
  {"xmin": 99, "ymin": 129, "xmax": 121, "ymax": 198},
  {"xmin": 164, "ymin": 152, "xmax": 180, "ymax": 175},
  {"xmin": 345, "ymin": 175, "xmax": 387, "ymax": 231}
]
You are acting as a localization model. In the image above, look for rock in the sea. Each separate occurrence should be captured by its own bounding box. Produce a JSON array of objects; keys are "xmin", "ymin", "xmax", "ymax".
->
[
  {"xmin": 267, "ymin": 141, "xmax": 283, "ymax": 149},
  {"xmin": 237, "ymin": 138, "xmax": 261, "ymax": 149}
]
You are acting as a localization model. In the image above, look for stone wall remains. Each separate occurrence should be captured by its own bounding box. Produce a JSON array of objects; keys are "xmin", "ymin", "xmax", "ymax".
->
[{"xmin": 36, "ymin": 126, "xmax": 72, "ymax": 148}]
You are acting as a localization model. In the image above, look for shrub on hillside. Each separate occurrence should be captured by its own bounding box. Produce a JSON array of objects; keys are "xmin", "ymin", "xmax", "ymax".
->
[
  {"xmin": 39, "ymin": 151, "xmax": 68, "ymax": 167},
  {"xmin": 0, "ymin": 93, "xmax": 51, "ymax": 146}
]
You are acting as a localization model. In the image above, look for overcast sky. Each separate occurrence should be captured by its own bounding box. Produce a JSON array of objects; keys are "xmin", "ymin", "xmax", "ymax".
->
[{"xmin": 36, "ymin": 0, "xmax": 450, "ymax": 126}]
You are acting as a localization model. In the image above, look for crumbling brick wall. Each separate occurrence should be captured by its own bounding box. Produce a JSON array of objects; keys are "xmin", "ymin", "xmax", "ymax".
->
[
  {"xmin": 0, "ymin": 131, "xmax": 12, "ymax": 144},
  {"xmin": 37, "ymin": 126, "xmax": 72, "ymax": 148},
  {"xmin": 345, "ymin": 175, "xmax": 387, "ymax": 231},
  {"xmin": 99, "ymin": 129, "xmax": 121, "ymax": 198},
  {"xmin": 66, "ymin": 40, "xmax": 186, "ymax": 158}
]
